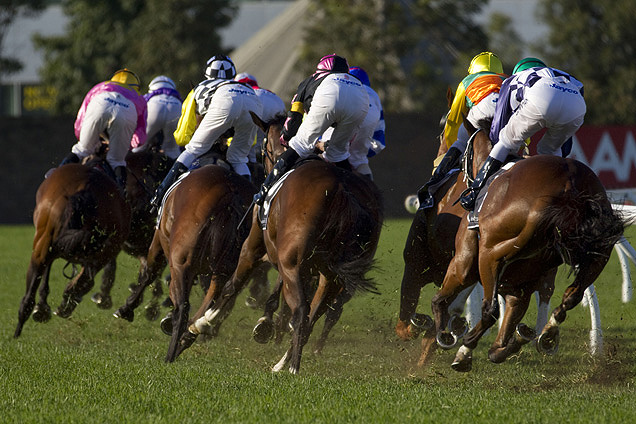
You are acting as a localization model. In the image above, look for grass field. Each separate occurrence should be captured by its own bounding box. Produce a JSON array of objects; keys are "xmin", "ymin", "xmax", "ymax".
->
[{"xmin": 1, "ymin": 220, "xmax": 635, "ymax": 423}]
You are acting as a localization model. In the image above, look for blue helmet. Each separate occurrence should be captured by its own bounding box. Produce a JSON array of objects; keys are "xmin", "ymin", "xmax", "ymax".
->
[{"xmin": 349, "ymin": 66, "xmax": 371, "ymax": 87}]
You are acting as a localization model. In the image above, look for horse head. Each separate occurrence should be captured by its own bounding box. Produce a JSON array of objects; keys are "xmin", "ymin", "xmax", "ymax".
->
[{"xmin": 250, "ymin": 111, "xmax": 287, "ymax": 174}]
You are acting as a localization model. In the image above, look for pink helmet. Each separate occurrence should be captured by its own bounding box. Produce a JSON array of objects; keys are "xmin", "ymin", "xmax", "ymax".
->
[{"xmin": 317, "ymin": 54, "xmax": 349, "ymax": 73}]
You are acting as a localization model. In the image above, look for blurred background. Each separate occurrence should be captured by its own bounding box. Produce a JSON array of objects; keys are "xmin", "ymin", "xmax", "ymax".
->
[{"xmin": 2, "ymin": 0, "xmax": 636, "ymax": 223}]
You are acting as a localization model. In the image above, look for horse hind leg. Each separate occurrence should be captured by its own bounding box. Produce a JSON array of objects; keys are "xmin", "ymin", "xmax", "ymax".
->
[
  {"xmin": 451, "ymin": 296, "xmax": 500, "ymax": 372},
  {"xmin": 55, "ymin": 265, "xmax": 98, "ymax": 318},
  {"xmin": 313, "ymin": 286, "xmax": 353, "ymax": 355},
  {"xmin": 91, "ymin": 257, "xmax": 116, "ymax": 309},
  {"xmin": 32, "ymin": 264, "xmax": 53, "ymax": 323},
  {"xmin": 253, "ymin": 277, "xmax": 283, "ymax": 344},
  {"xmin": 166, "ymin": 272, "xmax": 194, "ymax": 362},
  {"xmin": 15, "ymin": 260, "xmax": 49, "ymax": 337},
  {"xmin": 487, "ymin": 292, "xmax": 534, "ymax": 364}
]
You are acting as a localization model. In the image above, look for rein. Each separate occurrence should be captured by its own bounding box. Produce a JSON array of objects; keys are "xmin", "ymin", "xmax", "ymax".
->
[{"xmin": 460, "ymin": 129, "xmax": 482, "ymax": 186}]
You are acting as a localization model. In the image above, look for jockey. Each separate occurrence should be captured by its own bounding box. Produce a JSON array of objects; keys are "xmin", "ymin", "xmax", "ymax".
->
[
  {"xmin": 233, "ymin": 72, "xmax": 286, "ymax": 165},
  {"xmin": 150, "ymin": 55, "xmax": 262, "ymax": 210},
  {"xmin": 253, "ymin": 54, "xmax": 369, "ymax": 206},
  {"xmin": 459, "ymin": 57, "xmax": 586, "ymax": 211},
  {"xmin": 417, "ymin": 52, "xmax": 506, "ymax": 209},
  {"xmin": 59, "ymin": 68, "xmax": 147, "ymax": 190},
  {"xmin": 142, "ymin": 75, "xmax": 183, "ymax": 160},
  {"xmin": 321, "ymin": 65, "xmax": 385, "ymax": 180}
]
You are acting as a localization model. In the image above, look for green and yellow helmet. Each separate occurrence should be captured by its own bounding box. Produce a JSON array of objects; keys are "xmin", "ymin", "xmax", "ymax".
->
[
  {"xmin": 110, "ymin": 68, "xmax": 141, "ymax": 93},
  {"xmin": 467, "ymin": 52, "xmax": 503, "ymax": 74},
  {"xmin": 512, "ymin": 57, "xmax": 546, "ymax": 74}
]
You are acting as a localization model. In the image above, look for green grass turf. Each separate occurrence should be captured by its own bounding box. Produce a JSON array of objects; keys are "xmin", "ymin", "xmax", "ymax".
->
[{"xmin": 0, "ymin": 221, "xmax": 635, "ymax": 423}]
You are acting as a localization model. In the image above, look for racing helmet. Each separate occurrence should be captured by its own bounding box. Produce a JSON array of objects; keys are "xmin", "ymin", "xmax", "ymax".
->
[
  {"xmin": 234, "ymin": 72, "xmax": 258, "ymax": 87},
  {"xmin": 348, "ymin": 66, "xmax": 371, "ymax": 87},
  {"xmin": 111, "ymin": 68, "xmax": 141, "ymax": 93},
  {"xmin": 467, "ymin": 52, "xmax": 503, "ymax": 74},
  {"xmin": 205, "ymin": 55, "xmax": 236, "ymax": 80},
  {"xmin": 148, "ymin": 75, "xmax": 176, "ymax": 91},
  {"xmin": 513, "ymin": 57, "xmax": 547, "ymax": 74},
  {"xmin": 317, "ymin": 54, "xmax": 349, "ymax": 73}
]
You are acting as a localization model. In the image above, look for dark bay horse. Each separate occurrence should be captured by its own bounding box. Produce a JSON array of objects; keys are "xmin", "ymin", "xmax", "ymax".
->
[
  {"xmin": 90, "ymin": 149, "xmax": 174, "ymax": 316},
  {"xmin": 430, "ymin": 129, "xmax": 624, "ymax": 372},
  {"xmin": 113, "ymin": 164, "xmax": 256, "ymax": 362},
  {"xmin": 15, "ymin": 163, "xmax": 130, "ymax": 337},
  {"xmin": 172, "ymin": 114, "xmax": 384, "ymax": 373}
]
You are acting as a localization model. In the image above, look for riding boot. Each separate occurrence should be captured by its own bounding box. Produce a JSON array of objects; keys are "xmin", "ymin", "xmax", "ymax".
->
[
  {"xmin": 150, "ymin": 161, "xmax": 189, "ymax": 212},
  {"xmin": 59, "ymin": 152, "xmax": 80, "ymax": 166},
  {"xmin": 114, "ymin": 166, "xmax": 127, "ymax": 195},
  {"xmin": 458, "ymin": 156, "xmax": 503, "ymax": 211},
  {"xmin": 253, "ymin": 148, "xmax": 300, "ymax": 206},
  {"xmin": 416, "ymin": 147, "xmax": 462, "ymax": 209}
]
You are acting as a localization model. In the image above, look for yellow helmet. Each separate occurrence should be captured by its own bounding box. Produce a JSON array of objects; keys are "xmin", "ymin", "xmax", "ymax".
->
[
  {"xmin": 110, "ymin": 68, "xmax": 141, "ymax": 93},
  {"xmin": 467, "ymin": 52, "xmax": 503, "ymax": 74}
]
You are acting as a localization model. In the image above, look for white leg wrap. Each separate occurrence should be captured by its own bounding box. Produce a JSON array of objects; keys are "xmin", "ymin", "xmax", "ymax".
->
[
  {"xmin": 457, "ymin": 344, "xmax": 472, "ymax": 358},
  {"xmin": 548, "ymin": 315, "xmax": 559, "ymax": 328}
]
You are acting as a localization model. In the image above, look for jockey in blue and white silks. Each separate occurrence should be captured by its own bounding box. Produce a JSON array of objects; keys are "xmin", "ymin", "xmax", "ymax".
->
[{"xmin": 459, "ymin": 58, "xmax": 586, "ymax": 211}]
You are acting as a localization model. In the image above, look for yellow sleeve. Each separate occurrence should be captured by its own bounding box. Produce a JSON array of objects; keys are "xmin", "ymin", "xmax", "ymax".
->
[
  {"xmin": 443, "ymin": 82, "xmax": 469, "ymax": 149},
  {"xmin": 174, "ymin": 90, "xmax": 197, "ymax": 147}
]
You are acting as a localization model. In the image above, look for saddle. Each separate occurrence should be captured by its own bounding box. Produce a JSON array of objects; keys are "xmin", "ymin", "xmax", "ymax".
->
[{"xmin": 257, "ymin": 155, "xmax": 323, "ymax": 230}]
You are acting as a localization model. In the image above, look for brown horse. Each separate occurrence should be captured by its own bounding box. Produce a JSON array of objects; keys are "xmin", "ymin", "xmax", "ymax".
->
[
  {"xmin": 90, "ymin": 149, "xmax": 174, "ymax": 316},
  {"xmin": 430, "ymin": 128, "xmax": 624, "ymax": 372},
  {"xmin": 15, "ymin": 163, "xmax": 130, "ymax": 337},
  {"xmin": 113, "ymin": 164, "xmax": 256, "ymax": 362},
  {"xmin": 172, "ymin": 113, "xmax": 384, "ymax": 372}
]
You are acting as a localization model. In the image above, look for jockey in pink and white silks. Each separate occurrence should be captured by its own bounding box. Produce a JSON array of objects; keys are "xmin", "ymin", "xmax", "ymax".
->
[
  {"xmin": 59, "ymin": 68, "xmax": 147, "ymax": 190},
  {"xmin": 459, "ymin": 57, "xmax": 586, "ymax": 211},
  {"xmin": 253, "ymin": 54, "xmax": 370, "ymax": 206},
  {"xmin": 142, "ymin": 75, "xmax": 183, "ymax": 160},
  {"xmin": 150, "ymin": 55, "xmax": 263, "ymax": 211}
]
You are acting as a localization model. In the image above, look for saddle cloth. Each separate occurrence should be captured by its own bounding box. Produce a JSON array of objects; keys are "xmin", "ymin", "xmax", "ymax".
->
[
  {"xmin": 156, "ymin": 172, "xmax": 190, "ymax": 229},
  {"xmin": 257, "ymin": 170, "xmax": 294, "ymax": 230},
  {"xmin": 467, "ymin": 161, "xmax": 518, "ymax": 230}
]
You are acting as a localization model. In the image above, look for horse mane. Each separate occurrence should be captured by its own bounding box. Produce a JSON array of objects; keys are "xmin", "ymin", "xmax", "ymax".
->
[
  {"xmin": 539, "ymin": 190, "xmax": 624, "ymax": 273},
  {"xmin": 315, "ymin": 171, "xmax": 384, "ymax": 295}
]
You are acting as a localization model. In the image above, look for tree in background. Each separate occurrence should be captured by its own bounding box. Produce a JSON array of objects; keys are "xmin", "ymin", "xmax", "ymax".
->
[
  {"xmin": 536, "ymin": 0, "xmax": 636, "ymax": 125},
  {"xmin": 0, "ymin": 0, "xmax": 45, "ymax": 79},
  {"xmin": 485, "ymin": 12, "xmax": 523, "ymax": 74},
  {"xmin": 34, "ymin": 0, "xmax": 236, "ymax": 115},
  {"xmin": 298, "ymin": 0, "xmax": 489, "ymax": 114}
]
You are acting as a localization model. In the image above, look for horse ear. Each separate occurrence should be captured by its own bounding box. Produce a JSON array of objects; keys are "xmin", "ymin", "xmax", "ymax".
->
[
  {"xmin": 250, "ymin": 111, "xmax": 266, "ymax": 132},
  {"xmin": 446, "ymin": 86, "xmax": 454, "ymax": 109}
]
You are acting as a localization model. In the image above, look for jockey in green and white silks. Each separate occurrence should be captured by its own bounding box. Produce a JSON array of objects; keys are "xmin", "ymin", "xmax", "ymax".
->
[{"xmin": 459, "ymin": 58, "xmax": 586, "ymax": 211}]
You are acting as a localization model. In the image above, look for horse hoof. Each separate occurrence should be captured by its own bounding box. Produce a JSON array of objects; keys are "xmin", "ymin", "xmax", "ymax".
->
[
  {"xmin": 451, "ymin": 357, "xmax": 472, "ymax": 372},
  {"xmin": 91, "ymin": 293, "xmax": 112, "ymax": 310},
  {"xmin": 144, "ymin": 303, "xmax": 160, "ymax": 321},
  {"xmin": 515, "ymin": 323, "xmax": 537, "ymax": 345},
  {"xmin": 176, "ymin": 331, "xmax": 198, "ymax": 356},
  {"xmin": 113, "ymin": 308, "xmax": 134, "ymax": 322},
  {"xmin": 161, "ymin": 297, "xmax": 173, "ymax": 308},
  {"xmin": 436, "ymin": 331, "xmax": 458, "ymax": 350},
  {"xmin": 160, "ymin": 313, "xmax": 173, "ymax": 336},
  {"xmin": 537, "ymin": 328, "xmax": 559, "ymax": 355},
  {"xmin": 448, "ymin": 315, "xmax": 468, "ymax": 338},
  {"xmin": 32, "ymin": 304, "xmax": 52, "ymax": 323},
  {"xmin": 409, "ymin": 313, "xmax": 434, "ymax": 337},
  {"xmin": 253, "ymin": 317, "xmax": 275, "ymax": 344}
]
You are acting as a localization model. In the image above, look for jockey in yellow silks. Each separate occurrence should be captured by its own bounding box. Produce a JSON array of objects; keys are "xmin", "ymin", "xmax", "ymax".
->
[{"xmin": 417, "ymin": 52, "xmax": 506, "ymax": 209}]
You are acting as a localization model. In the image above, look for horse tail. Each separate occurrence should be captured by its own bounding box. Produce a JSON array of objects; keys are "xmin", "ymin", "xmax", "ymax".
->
[
  {"xmin": 57, "ymin": 188, "xmax": 100, "ymax": 252},
  {"xmin": 540, "ymin": 190, "xmax": 624, "ymax": 272},
  {"xmin": 318, "ymin": 178, "xmax": 384, "ymax": 295},
  {"xmin": 194, "ymin": 189, "xmax": 250, "ymax": 274}
]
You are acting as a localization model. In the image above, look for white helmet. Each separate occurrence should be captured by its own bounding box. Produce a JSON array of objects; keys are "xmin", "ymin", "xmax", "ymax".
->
[{"xmin": 148, "ymin": 75, "xmax": 176, "ymax": 91}]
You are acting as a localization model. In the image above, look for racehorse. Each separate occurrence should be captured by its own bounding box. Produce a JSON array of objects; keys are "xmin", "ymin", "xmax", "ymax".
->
[
  {"xmin": 90, "ymin": 149, "xmax": 174, "ymax": 317},
  {"xmin": 113, "ymin": 164, "xmax": 256, "ymax": 362},
  {"xmin": 171, "ymin": 113, "xmax": 384, "ymax": 372},
  {"xmin": 430, "ymin": 127, "xmax": 624, "ymax": 372},
  {"xmin": 15, "ymin": 163, "xmax": 130, "ymax": 337}
]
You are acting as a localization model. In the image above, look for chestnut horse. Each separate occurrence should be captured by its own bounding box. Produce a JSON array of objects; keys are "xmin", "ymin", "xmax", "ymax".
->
[
  {"xmin": 15, "ymin": 163, "xmax": 130, "ymax": 337},
  {"xmin": 172, "ymin": 114, "xmax": 384, "ymax": 372},
  {"xmin": 113, "ymin": 164, "xmax": 256, "ymax": 362},
  {"xmin": 430, "ymin": 128, "xmax": 624, "ymax": 372},
  {"xmin": 90, "ymin": 149, "xmax": 174, "ymax": 316}
]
